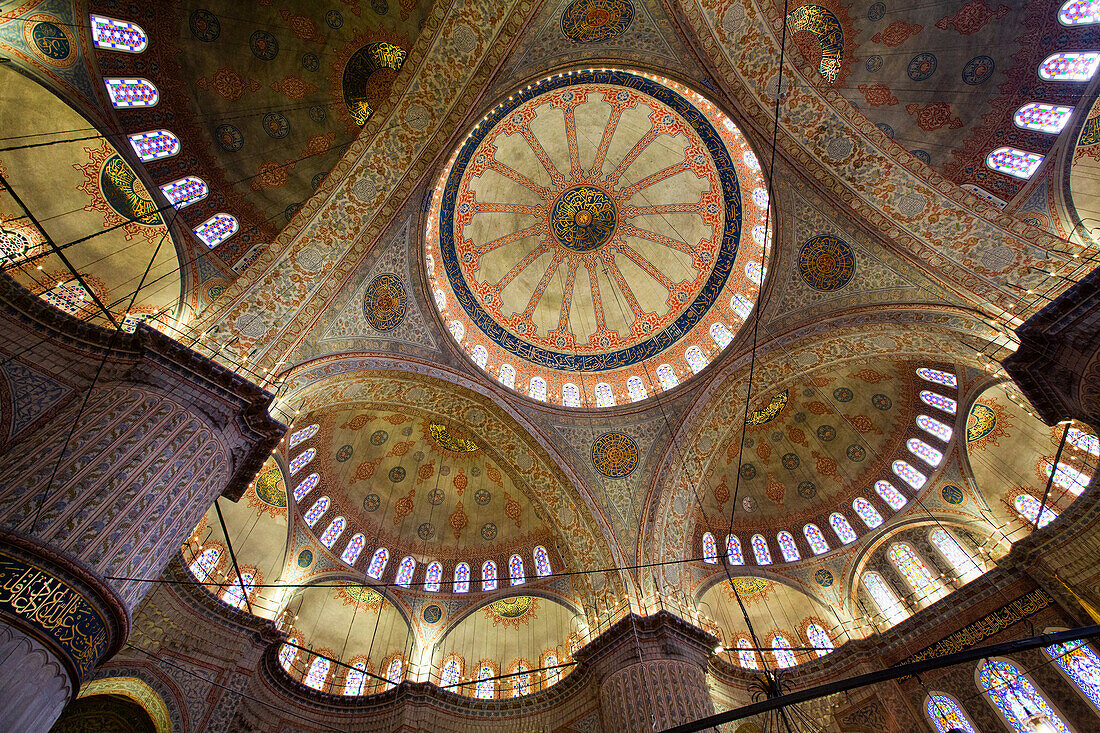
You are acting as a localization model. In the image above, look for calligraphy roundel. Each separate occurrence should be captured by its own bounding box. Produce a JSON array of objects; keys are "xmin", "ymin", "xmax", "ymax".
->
[
  {"xmin": 798, "ymin": 235, "xmax": 855, "ymax": 291},
  {"xmin": 26, "ymin": 17, "xmax": 75, "ymax": 67},
  {"xmin": 561, "ymin": 0, "xmax": 634, "ymax": 43},
  {"xmin": 592, "ymin": 432, "xmax": 638, "ymax": 478},
  {"xmin": 363, "ymin": 273, "xmax": 407, "ymax": 331}
]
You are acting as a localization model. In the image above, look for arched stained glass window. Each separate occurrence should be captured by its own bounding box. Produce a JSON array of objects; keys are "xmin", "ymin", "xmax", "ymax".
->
[
  {"xmin": 893, "ymin": 460, "xmax": 927, "ymax": 490},
  {"xmin": 702, "ymin": 532, "xmax": 718, "ymax": 563},
  {"xmin": 1059, "ymin": 0, "xmax": 1100, "ymax": 25},
  {"xmin": 657, "ymin": 364, "xmax": 678, "ymax": 390},
  {"xmin": 925, "ymin": 693, "xmax": 977, "ymax": 733},
  {"xmin": 498, "ymin": 363, "xmax": 516, "ymax": 389},
  {"xmin": 805, "ymin": 624, "xmax": 833, "ymax": 657},
  {"xmin": 1015, "ymin": 494, "xmax": 1058, "ymax": 528},
  {"xmin": 544, "ymin": 651, "xmax": 559, "ymax": 685},
  {"xmin": 916, "ymin": 368, "xmax": 957, "ymax": 387},
  {"xmin": 1040, "ymin": 51, "xmax": 1100, "ymax": 81},
  {"xmin": 961, "ymin": 183, "xmax": 1008, "ymax": 208},
  {"xmin": 627, "ymin": 376, "xmax": 647, "ymax": 402},
  {"xmin": 533, "ymin": 546, "xmax": 551, "ymax": 577},
  {"xmin": 472, "ymin": 345, "xmax": 488, "ymax": 369},
  {"xmin": 862, "ymin": 572, "xmax": 907, "ymax": 625},
  {"xmin": 986, "ymin": 147, "xmax": 1044, "ymax": 180},
  {"xmin": 104, "ymin": 78, "xmax": 158, "ymax": 107},
  {"xmin": 1014, "ymin": 103, "xmax": 1074, "ymax": 134},
  {"xmin": 751, "ymin": 534, "xmax": 772, "ymax": 565},
  {"xmin": 1046, "ymin": 638, "xmax": 1100, "ymax": 710},
  {"xmin": 730, "ymin": 294, "xmax": 754, "ymax": 319},
  {"xmin": 344, "ymin": 662, "xmax": 367, "ymax": 695},
  {"xmin": 433, "ymin": 288, "xmax": 447, "ymax": 311},
  {"xmin": 595, "ymin": 382, "xmax": 615, "ymax": 407},
  {"xmin": 743, "ymin": 150, "xmax": 761, "ymax": 170},
  {"xmin": 366, "ymin": 548, "xmax": 389, "ymax": 579},
  {"xmin": 875, "ymin": 480, "xmax": 907, "ymax": 510},
  {"xmin": 385, "ymin": 658, "xmax": 402, "ymax": 690},
  {"xmin": 745, "ymin": 261, "xmax": 765, "ymax": 284},
  {"xmin": 528, "ymin": 376, "xmax": 547, "ymax": 401},
  {"xmin": 222, "ymin": 571, "xmax": 254, "ymax": 610},
  {"xmin": 341, "ymin": 534, "xmax": 365, "ymax": 565},
  {"xmin": 726, "ymin": 534, "xmax": 744, "ymax": 564},
  {"xmin": 772, "ymin": 635, "xmax": 797, "ymax": 668},
  {"xmin": 804, "ymin": 524, "xmax": 829, "ymax": 554},
  {"xmin": 908, "ymin": 438, "xmax": 943, "ymax": 467},
  {"xmin": 193, "ymin": 213, "xmax": 238, "ymax": 247},
  {"xmin": 562, "ymin": 383, "xmax": 580, "ymax": 407},
  {"xmin": 289, "ymin": 448, "xmax": 315, "ymax": 475},
  {"xmin": 476, "ymin": 665, "xmax": 495, "ymax": 699},
  {"xmin": 752, "ymin": 223, "xmax": 770, "ymax": 247},
  {"xmin": 917, "ymin": 415, "xmax": 953, "ymax": 442},
  {"xmin": 482, "ymin": 561, "xmax": 497, "ymax": 591},
  {"xmin": 305, "ymin": 656, "xmax": 330, "ymax": 690},
  {"xmin": 423, "ymin": 561, "xmax": 442, "ymax": 592},
  {"xmin": 685, "ymin": 346, "xmax": 708, "ymax": 374},
  {"xmin": 919, "ymin": 391, "xmax": 957, "ymax": 415},
  {"xmin": 289, "ymin": 424, "xmax": 319, "ymax": 448},
  {"xmin": 441, "ymin": 658, "xmax": 462, "ymax": 688},
  {"xmin": 127, "ymin": 130, "xmax": 179, "ymax": 161},
  {"xmin": 303, "ymin": 496, "xmax": 329, "ymax": 526},
  {"xmin": 395, "ymin": 557, "xmax": 415, "ymax": 588},
  {"xmin": 710, "ymin": 322, "xmax": 734, "ymax": 350},
  {"xmin": 830, "ymin": 513, "xmax": 857, "ymax": 544},
  {"xmin": 930, "ymin": 528, "xmax": 982, "ymax": 583},
  {"xmin": 294, "ymin": 473, "xmax": 319, "ymax": 503},
  {"xmin": 512, "ymin": 663, "xmax": 530, "ymax": 697},
  {"xmin": 278, "ymin": 638, "xmax": 299, "ymax": 671},
  {"xmin": 1045, "ymin": 461, "xmax": 1091, "ymax": 495},
  {"xmin": 509, "ymin": 554, "xmax": 525, "ymax": 585},
  {"xmin": 751, "ymin": 188, "xmax": 769, "ymax": 209},
  {"xmin": 1068, "ymin": 427, "xmax": 1100, "ymax": 456},
  {"xmin": 160, "ymin": 177, "xmax": 208, "ymax": 209},
  {"xmin": 737, "ymin": 638, "xmax": 758, "ymax": 669},
  {"xmin": 449, "ymin": 320, "xmax": 465, "ymax": 343},
  {"xmin": 888, "ymin": 543, "xmax": 944, "ymax": 602},
  {"xmin": 319, "ymin": 516, "xmax": 345, "ymax": 547},
  {"xmin": 41, "ymin": 282, "xmax": 91, "ymax": 317},
  {"xmin": 978, "ymin": 658, "xmax": 1069, "ymax": 732},
  {"xmin": 90, "ymin": 15, "xmax": 148, "ymax": 53},
  {"xmin": 853, "ymin": 498, "xmax": 883, "ymax": 529},
  {"xmin": 454, "ymin": 562, "xmax": 470, "ymax": 593},
  {"xmin": 189, "ymin": 547, "xmax": 220, "ymax": 580},
  {"xmin": 777, "ymin": 531, "xmax": 800, "ymax": 562}
]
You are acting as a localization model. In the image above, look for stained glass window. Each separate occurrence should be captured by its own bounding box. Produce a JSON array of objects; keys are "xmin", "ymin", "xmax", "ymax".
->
[
  {"xmin": 830, "ymin": 513, "xmax": 857, "ymax": 544},
  {"xmin": 751, "ymin": 187, "xmax": 769, "ymax": 209},
  {"xmin": 986, "ymin": 147, "xmax": 1044, "ymax": 180},
  {"xmin": 804, "ymin": 524, "xmax": 829, "ymax": 554},
  {"xmin": 562, "ymin": 383, "xmax": 580, "ymax": 407},
  {"xmin": 853, "ymin": 498, "xmax": 883, "ymax": 529},
  {"xmin": 366, "ymin": 548, "xmax": 388, "ymax": 579},
  {"xmin": 425, "ymin": 561, "xmax": 442, "ymax": 592},
  {"xmin": 385, "ymin": 658, "xmax": 402, "ymax": 690},
  {"xmin": 449, "ymin": 320, "xmax": 464, "ymax": 343},
  {"xmin": 528, "ymin": 376, "xmax": 547, "ymax": 401},
  {"xmin": 476, "ymin": 665, "xmax": 495, "ymax": 699},
  {"xmin": 726, "ymin": 534, "xmax": 744, "ymax": 564},
  {"xmin": 805, "ymin": 623, "xmax": 833, "ymax": 657},
  {"xmin": 924, "ymin": 693, "xmax": 977, "ymax": 733},
  {"xmin": 1015, "ymin": 494, "xmax": 1058, "ymax": 528},
  {"xmin": 454, "ymin": 562, "xmax": 470, "ymax": 593},
  {"xmin": 1059, "ymin": 0, "xmax": 1100, "ymax": 25},
  {"xmin": 961, "ymin": 184, "xmax": 1008, "ymax": 208},
  {"xmin": 919, "ymin": 391, "xmax": 957, "ymax": 415},
  {"xmin": 344, "ymin": 662, "xmax": 367, "ymax": 695},
  {"xmin": 341, "ymin": 534, "xmax": 365, "ymax": 565},
  {"xmin": 768, "ymin": 635, "xmax": 796, "ymax": 668},
  {"xmin": 875, "ymin": 480, "xmax": 907, "ymax": 510},
  {"xmin": 189, "ymin": 547, "xmax": 219, "ymax": 580},
  {"xmin": 509, "ymin": 554, "xmax": 525, "ymax": 585},
  {"xmin": 289, "ymin": 424, "xmax": 319, "ymax": 448},
  {"xmin": 702, "ymin": 532, "xmax": 718, "ymax": 563},
  {"xmin": 396, "ymin": 557, "xmax": 415, "ymax": 587},
  {"xmin": 472, "ymin": 345, "xmax": 488, "ymax": 369},
  {"xmin": 303, "ymin": 496, "xmax": 329, "ymax": 526},
  {"xmin": 1039, "ymin": 51, "xmax": 1100, "ymax": 81},
  {"xmin": 730, "ymin": 294, "xmax": 754, "ymax": 319},
  {"xmin": 441, "ymin": 658, "xmax": 462, "ymax": 688},
  {"xmin": 105, "ymin": 78, "xmax": 158, "ymax": 107},
  {"xmin": 289, "ymin": 448, "xmax": 315, "ymax": 475},
  {"xmin": 127, "ymin": 130, "xmax": 179, "ymax": 161},
  {"xmin": 929, "ymin": 529, "xmax": 982, "ymax": 583},
  {"xmin": 545, "ymin": 651, "xmax": 559, "ymax": 685},
  {"xmin": 917, "ymin": 415, "xmax": 953, "ymax": 442},
  {"xmin": 41, "ymin": 282, "xmax": 91, "ymax": 317},
  {"xmin": 433, "ymin": 288, "xmax": 446, "ymax": 311},
  {"xmin": 888, "ymin": 542, "xmax": 943, "ymax": 602},
  {"xmin": 657, "ymin": 364, "xmax": 678, "ymax": 390},
  {"xmin": 908, "ymin": 438, "xmax": 943, "ymax": 467},
  {"xmin": 194, "ymin": 214, "xmax": 238, "ymax": 247},
  {"xmin": 1014, "ymin": 103, "xmax": 1074, "ymax": 134},
  {"xmin": 533, "ymin": 546, "xmax": 551, "ymax": 577},
  {"xmin": 978, "ymin": 658, "xmax": 1069, "ymax": 732},
  {"xmin": 1068, "ymin": 427, "xmax": 1100, "ymax": 456},
  {"xmin": 893, "ymin": 460, "xmax": 927, "ymax": 490},
  {"xmin": 745, "ymin": 261, "xmax": 765, "ymax": 285},
  {"xmin": 916, "ymin": 368, "xmax": 957, "ymax": 388},
  {"xmin": 222, "ymin": 571, "xmax": 254, "ymax": 610},
  {"xmin": 1046, "ymin": 639, "xmax": 1100, "ymax": 710},
  {"xmin": 482, "ymin": 560, "xmax": 497, "ymax": 591},
  {"xmin": 752, "ymin": 223, "xmax": 770, "ymax": 248},
  {"xmin": 305, "ymin": 656, "xmax": 330, "ymax": 690},
  {"xmin": 595, "ymin": 382, "xmax": 615, "ymax": 407},
  {"xmin": 498, "ymin": 363, "xmax": 516, "ymax": 389},
  {"xmin": 90, "ymin": 15, "xmax": 149, "ymax": 53},
  {"xmin": 685, "ymin": 346, "xmax": 708, "ymax": 374},
  {"xmin": 737, "ymin": 638, "xmax": 758, "ymax": 669},
  {"xmin": 627, "ymin": 376, "xmax": 647, "ymax": 402},
  {"xmin": 862, "ymin": 572, "xmax": 907, "ymax": 625},
  {"xmin": 751, "ymin": 534, "xmax": 772, "ymax": 565},
  {"xmin": 512, "ymin": 663, "xmax": 530, "ymax": 697},
  {"xmin": 319, "ymin": 516, "xmax": 345, "ymax": 547},
  {"xmin": 160, "ymin": 177, "xmax": 208, "ymax": 209},
  {"xmin": 777, "ymin": 531, "xmax": 800, "ymax": 562},
  {"xmin": 710, "ymin": 322, "xmax": 734, "ymax": 350},
  {"xmin": 279, "ymin": 638, "xmax": 298, "ymax": 671},
  {"xmin": 1045, "ymin": 461, "xmax": 1091, "ymax": 495}
]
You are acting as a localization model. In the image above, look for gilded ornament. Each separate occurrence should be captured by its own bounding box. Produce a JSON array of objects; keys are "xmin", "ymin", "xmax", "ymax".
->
[
  {"xmin": 560, "ymin": 0, "xmax": 634, "ymax": 43},
  {"xmin": 429, "ymin": 422, "xmax": 479, "ymax": 452},
  {"xmin": 786, "ymin": 5, "xmax": 844, "ymax": 83},
  {"xmin": 550, "ymin": 186, "xmax": 617, "ymax": 252},
  {"xmin": 343, "ymin": 42, "xmax": 407, "ymax": 125},
  {"xmin": 591, "ymin": 432, "xmax": 639, "ymax": 478},
  {"xmin": 798, "ymin": 235, "xmax": 855, "ymax": 291},
  {"xmin": 747, "ymin": 390, "xmax": 789, "ymax": 425},
  {"xmin": 255, "ymin": 467, "xmax": 287, "ymax": 507},
  {"xmin": 966, "ymin": 403, "xmax": 997, "ymax": 442},
  {"xmin": 100, "ymin": 155, "xmax": 161, "ymax": 226}
]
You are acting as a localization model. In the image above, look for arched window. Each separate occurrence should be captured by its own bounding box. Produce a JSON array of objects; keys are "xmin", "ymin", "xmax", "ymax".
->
[
  {"xmin": 289, "ymin": 448, "xmax": 315, "ymax": 475},
  {"xmin": 278, "ymin": 637, "xmax": 299, "ymax": 671},
  {"xmin": 512, "ymin": 662, "xmax": 530, "ymax": 697},
  {"xmin": 1014, "ymin": 103, "xmax": 1074, "ymax": 134},
  {"xmin": 544, "ymin": 651, "xmax": 559, "ymax": 685},
  {"xmin": 498, "ymin": 363, "xmax": 516, "ymax": 389},
  {"xmin": 425, "ymin": 561, "xmax": 442, "ymax": 592},
  {"xmin": 777, "ymin": 531, "xmax": 800, "ymax": 562},
  {"xmin": 366, "ymin": 548, "xmax": 389, "ymax": 579},
  {"xmin": 160, "ymin": 177, "xmax": 208, "ymax": 209},
  {"xmin": 657, "ymin": 364, "xmax": 678, "ymax": 390},
  {"xmin": 476, "ymin": 665, "xmax": 495, "ymax": 699},
  {"xmin": 830, "ymin": 513, "xmax": 857, "ymax": 544},
  {"xmin": 454, "ymin": 562, "xmax": 470, "ymax": 593},
  {"xmin": 751, "ymin": 187, "xmax": 770, "ymax": 209},
  {"xmin": 852, "ymin": 498, "xmax": 883, "ymax": 529},
  {"xmin": 528, "ymin": 376, "xmax": 547, "ymax": 401},
  {"xmin": 702, "ymin": 532, "xmax": 718, "ymax": 563},
  {"xmin": 685, "ymin": 346, "xmax": 708, "ymax": 374},
  {"xmin": 862, "ymin": 572, "xmax": 907, "ymax": 626},
  {"xmin": 319, "ymin": 516, "xmax": 345, "ymax": 547},
  {"xmin": 189, "ymin": 547, "xmax": 220, "ymax": 580},
  {"xmin": 710, "ymin": 322, "xmax": 734, "ymax": 350},
  {"xmin": 562, "ymin": 383, "xmax": 580, "ymax": 407},
  {"xmin": 961, "ymin": 184, "xmax": 1008, "ymax": 208},
  {"xmin": 127, "ymin": 130, "xmax": 179, "ymax": 161},
  {"xmin": 395, "ymin": 557, "xmax": 415, "ymax": 587},
  {"xmin": 726, "ymin": 534, "xmax": 744, "ymax": 564},
  {"xmin": 344, "ymin": 662, "xmax": 367, "ymax": 695},
  {"xmin": 978, "ymin": 658, "xmax": 1070, "ymax": 732},
  {"xmin": 627, "ymin": 376, "xmax": 647, "ymax": 402},
  {"xmin": 874, "ymin": 480, "xmax": 907, "ymax": 510},
  {"xmin": 289, "ymin": 424, "xmax": 319, "ymax": 448},
  {"xmin": 1067, "ymin": 427, "xmax": 1100, "ymax": 456},
  {"xmin": 888, "ymin": 543, "xmax": 944, "ymax": 603},
  {"xmin": 737, "ymin": 638, "xmax": 758, "ymax": 669},
  {"xmin": 917, "ymin": 415, "xmax": 953, "ymax": 442},
  {"xmin": 385, "ymin": 658, "xmax": 402, "ymax": 690},
  {"xmin": 730, "ymin": 294, "xmax": 754, "ymax": 319},
  {"xmin": 1060, "ymin": 0, "xmax": 1100, "ymax": 25},
  {"xmin": 441, "ymin": 657, "xmax": 462, "ymax": 688},
  {"xmin": 1040, "ymin": 51, "xmax": 1100, "ymax": 81},
  {"xmin": 986, "ymin": 147, "xmax": 1044, "ymax": 180},
  {"xmin": 104, "ymin": 78, "xmax": 158, "ymax": 107},
  {"xmin": 751, "ymin": 534, "xmax": 772, "ymax": 565},
  {"xmin": 745, "ymin": 260, "xmax": 765, "ymax": 284},
  {"xmin": 472, "ymin": 345, "xmax": 488, "ymax": 369},
  {"xmin": 305, "ymin": 656, "xmax": 330, "ymax": 690},
  {"xmin": 509, "ymin": 554, "xmax": 525, "ymax": 585},
  {"xmin": 449, "ymin": 320, "xmax": 465, "ymax": 343},
  {"xmin": 341, "ymin": 534, "xmax": 365, "ymax": 565},
  {"xmin": 303, "ymin": 496, "xmax": 329, "ymax": 527},
  {"xmin": 41, "ymin": 281, "xmax": 91, "ymax": 316},
  {"xmin": 916, "ymin": 368, "xmax": 957, "ymax": 388},
  {"xmin": 892, "ymin": 460, "xmax": 927, "ymax": 490},
  {"xmin": 930, "ymin": 529, "xmax": 982, "ymax": 583},
  {"xmin": 595, "ymin": 382, "xmax": 615, "ymax": 407},
  {"xmin": 752, "ymin": 223, "xmax": 770, "ymax": 247},
  {"xmin": 90, "ymin": 15, "xmax": 149, "ymax": 53},
  {"xmin": 1046, "ymin": 638, "xmax": 1100, "ymax": 710},
  {"xmin": 1015, "ymin": 494, "xmax": 1058, "ymax": 528},
  {"xmin": 433, "ymin": 289, "xmax": 447, "ymax": 311},
  {"xmin": 482, "ymin": 561, "xmax": 497, "ymax": 591},
  {"xmin": 194, "ymin": 214, "xmax": 238, "ymax": 247},
  {"xmin": 924, "ymin": 693, "xmax": 977, "ymax": 733},
  {"xmin": 1045, "ymin": 461, "xmax": 1091, "ymax": 496},
  {"xmin": 804, "ymin": 524, "xmax": 829, "ymax": 555},
  {"xmin": 293, "ymin": 473, "xmax": 319, "ymax": 503},
  {"xmin": 919, "ymin": 391, "xmax": 957, "ymax": 414},
  {"xmin": 771, "ymin": 635, "xmax": 797, "ymax": 668},
  {"xmin": 805, "ymin": 623, "xmax": 833, "ymax": 657},
  {"xmin": 533, "ymin": 546, "xmax": 551, "ymax": 577},
  {"xmin": 222, "ymin": 571, "xmax": 254, "ymax": 610},
  {"xmin": 908, "ymin": 438, "xmax": 943, "ymax": 467}
]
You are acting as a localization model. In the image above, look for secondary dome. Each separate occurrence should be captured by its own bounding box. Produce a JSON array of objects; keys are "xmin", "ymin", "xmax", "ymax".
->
[{"xmin": 425, "ymin": 69, "xmax": 770, "ymax": 408}]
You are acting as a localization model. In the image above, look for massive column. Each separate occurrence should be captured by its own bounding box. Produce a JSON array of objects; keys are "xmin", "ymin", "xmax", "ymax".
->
[{"xmin": 0, "ymin": 274, "xmax": 282, "ymax": 731}]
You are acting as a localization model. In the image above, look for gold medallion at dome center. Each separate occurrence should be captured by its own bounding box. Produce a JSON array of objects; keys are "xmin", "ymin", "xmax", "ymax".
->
[{"xmin": 550, "ymin": 185, "xmax": 616, "ymax": 252}]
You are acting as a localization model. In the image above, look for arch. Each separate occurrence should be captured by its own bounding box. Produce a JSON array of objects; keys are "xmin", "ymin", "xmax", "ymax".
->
[
  {"xmin": 454, "ymin": 562, "xmax": 470, "ymax": 593},
  {"xmin": 853, "ymin": 498, "xmax": 883, "ymax": 529},
  {"xmin": 726, "ymin": 534, "xmax": 744, "ymax": 564},
  {"xmin": 509, "ymin": 554, "xmax": 525, "ymax": 585},
  {"xmin": 395, "ymin": 557, "xmax": 416, "ymax": 587},
  {"xmin": 1044, "ymin": 632, "xmax": 1100, "ymax": 711},
  {"xmin": 804, "ymin": 524, "xmax": 829, "ymax": 555},
  {"xmin": 293, "ymin": 473, "xmax": 320, "ymax": 502},
  {"xmin": 777, "ymin": 531, "xmax": 800, "ymax": 562},
  {"xmin": 319, "ymin": 516, "xmax": 345, "ymax": 547},
  {"xmin": 194, "ymin": 214, "xmax": 238, "ymax": 247},
  {"xmin": 804, "ymin": 622, "xmax": 833, "ymax": 657},
  {"xmin": 924, "ymin": 692, "xmax": 977, "ymax": 733},
  {"xmin": 90, "ymin": 15, "xmax": 148, "ymax": 53},
  {"xmin": 977, "ymin": 657, "xmax": 1074, "ymax": 732},
  {"xmin": 830, "ymin": 513, "xmax": 857, "ymax": 544},
  {"xmin": 77, "ymin": 677, "xmax": 171, "ymax": 733},
  {"xmin": 440, "ymin": 654, "xmax": 463, "ymax": 688},
  {"xmin": 751, "ymin": 534, "xmax": 771, "ymax": 565},
  {"xmin": 533, "ymin": 546, "xmax": 551, "ymax": 576},
  {"xmin": 425, "ymin": 561, "xmax": 443, "ymax": 592},
  {"xmin": 874, "ymin": 480, "xmax": 907, "ymax": 510},
  {"xmin": 887, "ymin": 542, "xmax": 945, "ymax": 605},
  {"xmin": 127, "ymin": 130, "xmax": 179, "ymax": 162},
  {"xmin": 862, "ymin": 572, "xmax": 907, "ymax": 626},
  {"xmin": 702, "ymin": 532, "xmax": 718, "ymax": 563},
  {"xmin": 482, "ymin": 560, "xmax": 497, "ymax": 591},
  {"xmin": 929, "ymin": 528, "xmax": 983, "ymax": 583},
  {"xmin": 341, "ymin": 534, "xmax": 365, "ymax": 565},
  {"xmin": 366, "ymin": 548, "xmax": 389, "ymax": 579}
]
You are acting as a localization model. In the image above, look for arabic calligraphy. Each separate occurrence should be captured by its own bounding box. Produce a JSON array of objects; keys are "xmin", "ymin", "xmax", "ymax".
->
[{"xmin": 551, "ymin": 186, "xmax": 617, "ymax": 252}]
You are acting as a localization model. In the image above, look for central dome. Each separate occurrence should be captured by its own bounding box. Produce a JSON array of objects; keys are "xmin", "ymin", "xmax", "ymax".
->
[{"xmin": 425, "ymin": 70, "xmax": 770, "ymax": 407}]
